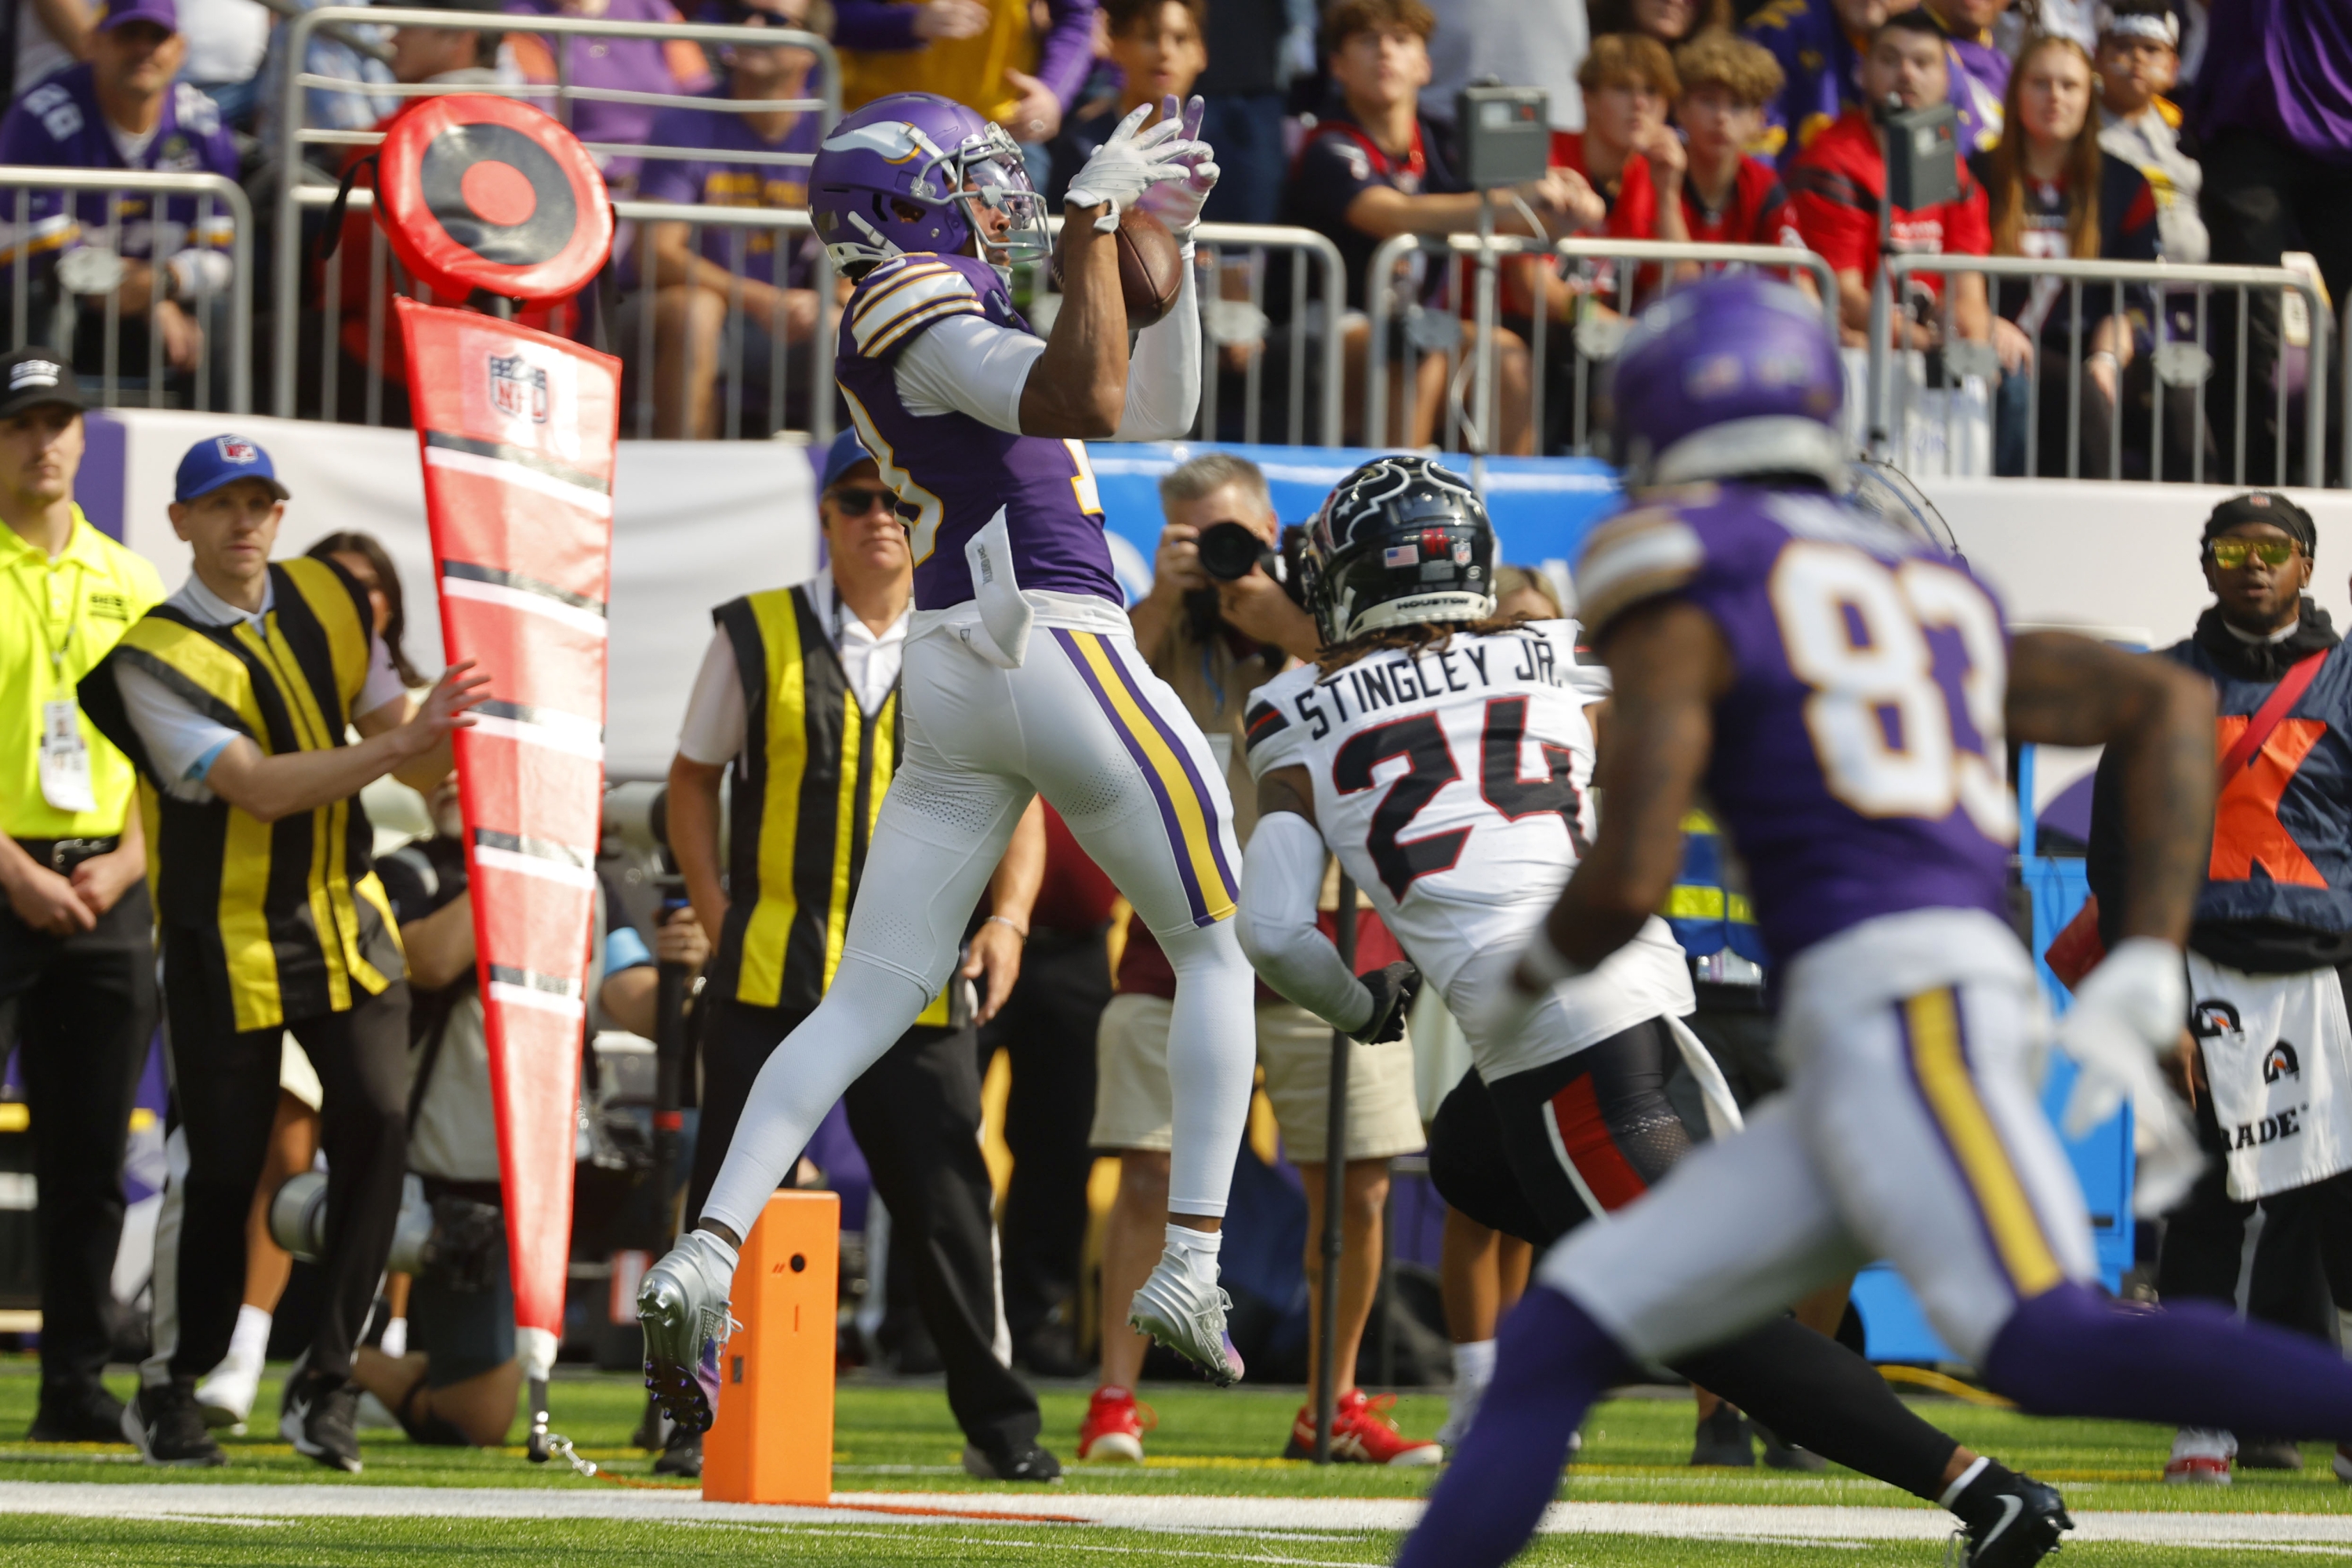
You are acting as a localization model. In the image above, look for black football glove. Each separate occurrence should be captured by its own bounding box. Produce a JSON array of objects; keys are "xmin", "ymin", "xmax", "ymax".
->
[{"xmin": 1349, "ymin": 961, "xmax": 1421, "ymax": 1044}]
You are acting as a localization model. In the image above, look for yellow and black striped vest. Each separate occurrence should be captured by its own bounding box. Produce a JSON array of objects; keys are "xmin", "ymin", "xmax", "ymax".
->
[
  {"xmin": 711, "ymin": 585, "xmax": 949, "ymax": 1024},
  {"xmin": 79, "ymin": 557, "xmax": 405, "ymax": 1033}
]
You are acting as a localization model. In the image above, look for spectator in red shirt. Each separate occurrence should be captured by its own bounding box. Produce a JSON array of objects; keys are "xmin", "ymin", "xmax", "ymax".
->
[
  {"xmin": 1510, "ymin": 34, "xmax": 1680, "ymax": 321},
  {"xmin": 1785, "ymin": 9, "xmax": 1992, "ymax": 349},
  {"xmin": 1972, "ymin": 33, "xmax": 2165, "ymax": 477}
]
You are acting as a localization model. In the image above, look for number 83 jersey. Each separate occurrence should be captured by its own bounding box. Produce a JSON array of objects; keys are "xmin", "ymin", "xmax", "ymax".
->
[
  {"xmin": 1243, "ymin": 620, "xmax": 1691, "ymax": 1033},
  {"xmin": 1575, "ymin": 485, "xmax": 2016, "ymax": 968}
]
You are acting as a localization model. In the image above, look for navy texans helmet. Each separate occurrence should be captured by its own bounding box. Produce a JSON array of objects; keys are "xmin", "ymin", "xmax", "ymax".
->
[
  {"xmin": 1607, "ymin": 272, "xmax": 1846, "ymax": 488},
  {"xmin": 1302, "ymin": 456, "xmax": 1495, "ymax": 645}
]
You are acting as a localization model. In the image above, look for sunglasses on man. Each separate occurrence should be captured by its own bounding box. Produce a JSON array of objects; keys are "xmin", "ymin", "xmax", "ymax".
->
[
  {"xmin": 2207, "ymin": 537, "xmax": 2300, "ymax": 569},
  {"xmin": 826, "ymin": 485, "xmax": 895, "ymax": 517}
]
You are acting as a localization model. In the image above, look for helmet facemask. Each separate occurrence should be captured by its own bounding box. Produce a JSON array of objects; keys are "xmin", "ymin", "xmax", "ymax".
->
[{"xmin": 935, "ymin": 124, "xmax": 1051, "ymax": 273}]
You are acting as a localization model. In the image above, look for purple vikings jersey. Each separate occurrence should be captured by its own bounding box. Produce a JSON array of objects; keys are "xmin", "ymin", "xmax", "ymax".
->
[
  {"xmin": 1574, "ymin": 484, "xmax": 2017, "ymax": 964},
  {"xmin": 834, "ymin": 251, "xmax": 1119, "ymax": 612}
]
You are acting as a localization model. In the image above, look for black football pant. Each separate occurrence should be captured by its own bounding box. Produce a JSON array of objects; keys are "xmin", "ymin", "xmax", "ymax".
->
[
  {"xmin": 2157, "ymin": 1087, "xmax": 2352, "ymax": 1350},
  {"xmin": 1428, "ymin": 1022, "xmax": 1962, "ymax": 1501},
  {"xmin": 977, "ymin": 924, "xmax": 1110, "ymax": 1350},
  {"xmin": 154, "ymin": 927, "xmax": 408, "ymax": 1387},
  {"xmin": 0, "ymin": 877, "xmax": 155, "ymax": 1408},
  {"xmin": 693, "ymin": 996, "xmax": 1040, "ymax": 1456}
]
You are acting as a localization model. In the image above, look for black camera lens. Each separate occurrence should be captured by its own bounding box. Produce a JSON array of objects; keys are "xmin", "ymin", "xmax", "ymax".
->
[{"xmin": 1196, "ymin": 520, "xmax": 1274, "ymax": 583}]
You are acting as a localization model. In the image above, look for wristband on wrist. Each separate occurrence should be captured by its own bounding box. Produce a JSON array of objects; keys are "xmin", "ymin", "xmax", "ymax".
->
[{"xmin": 984, "ymin": 913, "xmax": 1029, "ymax": 940}]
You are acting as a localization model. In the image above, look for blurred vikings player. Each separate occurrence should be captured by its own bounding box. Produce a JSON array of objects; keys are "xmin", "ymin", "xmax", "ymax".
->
[
  {"xmin": 640, "ymin": 92, "xmax": 1260, "ymax": 1426},
  {"xmin": 1402, "ymin": 273, "xmax": 2352, "ymax": 1568},
  {"xmin": 1241, "ymin": 455, "xmax": 2065, "ymax": 1561}
]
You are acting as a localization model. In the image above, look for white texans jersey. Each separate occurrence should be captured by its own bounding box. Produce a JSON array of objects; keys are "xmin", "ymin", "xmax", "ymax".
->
[{"xmin": 1244, "ymin": 619, "xmax": 1691, "ymax": 1080}]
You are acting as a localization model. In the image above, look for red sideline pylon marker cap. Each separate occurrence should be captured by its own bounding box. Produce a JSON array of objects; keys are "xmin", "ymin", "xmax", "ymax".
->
[{"xmin": 375, "ymin": 93, "xmax": 613, "ymax": 307}]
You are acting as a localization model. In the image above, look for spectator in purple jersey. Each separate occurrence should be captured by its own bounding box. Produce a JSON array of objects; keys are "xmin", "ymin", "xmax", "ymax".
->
[
  {"xmin": 503, "ymin": 0, "xmax": 713, "ymax": 194},
  {"xmin": 2189, "ymin": 0, "xmax": 2351, "ymax": 485},
  {"xmin": 632, "ymin": 0, "xmax": 828, "ymax": 436},
  {"xmin": 1920, "ymin": 0, "xmax": 2008, "ymax": 153},
  {"xmin": 0, "ymin": 0, "xmax": 238, "ymax": 386}
]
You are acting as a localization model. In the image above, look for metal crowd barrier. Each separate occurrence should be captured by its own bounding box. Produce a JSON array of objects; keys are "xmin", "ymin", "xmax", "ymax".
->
[
  {"xmin": 1876, "ymin": 254, "xmax": 2329, "ymax": 489},
  {"xmin": 271, "ymin": 6, "xmax": 839, "ymax": 430},
  {"xmin": 1362, "ymin": 231, "xmax": 1838, "ymax": 456},
  {"xmin": 0, "ymin": 167, "xmax": 253, "ymax": 412},
  {"xmin": 1023, "ymin": 217, "xmax": 1348, "ymax": 449}
]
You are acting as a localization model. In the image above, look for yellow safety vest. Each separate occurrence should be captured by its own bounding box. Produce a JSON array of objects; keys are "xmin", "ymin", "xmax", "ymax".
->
[
  {"xmin": 80, "ymin": 557, "xmax": 405, "ymax": 1033},
  {"xmin": 711, "ymin": 584, "xmax": 949, "ymax": 1025}
]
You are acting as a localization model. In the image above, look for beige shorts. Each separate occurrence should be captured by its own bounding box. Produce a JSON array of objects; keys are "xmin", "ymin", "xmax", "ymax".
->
[{"xmin": 1090, "ymin": 992, "xmax": 1425, "ymax": 1165}]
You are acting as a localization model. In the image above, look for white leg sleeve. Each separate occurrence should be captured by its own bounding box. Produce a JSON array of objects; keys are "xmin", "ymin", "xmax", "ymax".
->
[
  {"xmin": 1113, "ymin": 244, "xmax": 1200, "ymax": 442},
  {"xmin": 1156, "ymin": 916, "xmax": 1258, "ymax": 1218},
  {"xmin": 698, "ymin": 757, "xmax": 1028, "ymax": 1240}
]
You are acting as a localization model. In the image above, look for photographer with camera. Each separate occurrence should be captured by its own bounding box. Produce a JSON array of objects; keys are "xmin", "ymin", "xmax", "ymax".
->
[
  {"xmin": 1082, "ymin": 452, "xmax": 1432, "ymax": 1466},
  {"xmin": 339, "ymin": 771, "xmax": 684, "ymax": 1449}
]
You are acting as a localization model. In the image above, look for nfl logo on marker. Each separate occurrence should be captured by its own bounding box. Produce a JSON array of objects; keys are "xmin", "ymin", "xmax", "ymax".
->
[{"xmin": 488, "ymin": 353, "xmax": 550, "ymax": 423}]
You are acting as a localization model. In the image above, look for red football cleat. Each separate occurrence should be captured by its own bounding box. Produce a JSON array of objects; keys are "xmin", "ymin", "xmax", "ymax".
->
[
  {"xmin": 1078, "ymin": 1385, "xmax": 1154, "ymax": 1462},
  {"xmin": 1287, "ymin": 1388, "xmax": 1443, "ymax": 1466}
]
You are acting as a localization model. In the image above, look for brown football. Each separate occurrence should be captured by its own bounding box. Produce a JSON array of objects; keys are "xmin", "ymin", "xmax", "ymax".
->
[{"xmin": 1053, "ymin": 206, "xmax": 1185, "ymax": 328}]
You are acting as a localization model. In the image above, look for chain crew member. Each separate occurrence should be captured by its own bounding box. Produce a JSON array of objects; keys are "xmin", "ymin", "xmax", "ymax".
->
[{"xmin": 82, "ymin": 434, "xmax": 488, "ymax": 1472}]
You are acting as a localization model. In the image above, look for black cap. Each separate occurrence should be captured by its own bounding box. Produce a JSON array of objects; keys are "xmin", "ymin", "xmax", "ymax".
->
[
  {"xmin": 2204, "ymin": 491, "xmax": 2317, "ymax": 559},
  {"xmin": 0, "ymin": 347, "xmax": 84, "ymax": 419}
]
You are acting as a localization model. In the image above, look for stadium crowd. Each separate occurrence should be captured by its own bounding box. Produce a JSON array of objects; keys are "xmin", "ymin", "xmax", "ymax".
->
[
  {"xmin": 5, "ymin": 0, "xmax": 2352, "ymax": 1512},
  {"xmin": 0, "ymin": 0, "xmax": 2343, "ymax": 476}
]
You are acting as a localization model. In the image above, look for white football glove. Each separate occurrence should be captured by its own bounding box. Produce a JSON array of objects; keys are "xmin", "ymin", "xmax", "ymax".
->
[
  {"xmin": 1064, "ymin": 100, "xmax": 1199, "ymax": 233},
  {"xmin": 2055, "ymin": 936, "xmax": 2202, "ymax": 1216},
  {"xmin": 1134, "ymin": 94, "xmax": 1219, "ymax": 242}
]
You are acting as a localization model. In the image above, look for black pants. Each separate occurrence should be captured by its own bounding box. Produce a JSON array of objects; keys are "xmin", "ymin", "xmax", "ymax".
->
[
  {"xmin": 1427, "ymin": 1025, "xmax": 1961, "ymax": 1501},
  {"xmin": 2158, "ymin": 1088, "xmax": 2352, "ymax": 1345},
  {"xmin": 0, "ymin": 880, "xmax": 155, "ymax": 1404},
  {"xmin": 158, "ymin": 927, "xmax": 408, "ymax": 1385},
  {"xmin": 977, "ymin": 925, "xmax": 1110, "ymax": 1348},
  {"xmin": 691, "ymin": 996, "xmax": 1040, "ymax": 1455},
  {"xmin": 2201, "ymin": 130, "xmax": 2352, "ymax": 486}
]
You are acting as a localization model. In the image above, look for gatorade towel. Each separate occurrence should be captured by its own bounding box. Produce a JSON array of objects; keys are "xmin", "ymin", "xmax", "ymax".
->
[{"xmin": 398, "ymin": 296, "xmax": 619, "ymax": 1373}]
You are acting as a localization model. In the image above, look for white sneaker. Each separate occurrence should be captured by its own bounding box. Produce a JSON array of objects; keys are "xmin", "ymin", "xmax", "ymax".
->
[
  {"xmin": 193, "ymin": 1355, "xmax": 259, "ymax": 1433},
  {"xmin": 1127, "ymin": 1254, "xmax": 1243, "ymax": 1387},
  {"xmin": 637, "ymin": 1229, "xmax": 739, "ymax": 1433},
  {"xmin": 2165, "ymin": 1426, "xmax": 2235, "ymax": 1485}
]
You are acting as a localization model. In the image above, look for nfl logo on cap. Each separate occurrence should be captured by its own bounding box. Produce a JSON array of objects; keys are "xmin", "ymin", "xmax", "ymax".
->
[{"xmin": 216, "ymin": 436, "xmax": 260, "ymax": 465}]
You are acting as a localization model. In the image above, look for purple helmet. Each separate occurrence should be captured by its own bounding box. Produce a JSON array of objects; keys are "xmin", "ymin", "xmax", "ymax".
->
[
  {"xmin": 1606, "ymin": 273, "xmax": 1846, "ymax": 488},
  {"xmin": 809, "ymin": 93, "xmax": 1048, "ymax": 275}
]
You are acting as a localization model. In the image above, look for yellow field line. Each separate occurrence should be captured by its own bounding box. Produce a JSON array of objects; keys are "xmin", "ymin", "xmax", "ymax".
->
[{"xmin": 1877, "ymin": 1364, "xmax": 2018, "ymax": 1407}]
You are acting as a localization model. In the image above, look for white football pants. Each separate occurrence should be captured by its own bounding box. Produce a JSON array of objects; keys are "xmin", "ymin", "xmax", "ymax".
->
[
  {"xmin": 700, "ymin": 598, "xmax": 1257, "ymax": 1237},
  {"xmin": 1541, "ymin": 908, "xmax": 2100, "ymax": 1366}
]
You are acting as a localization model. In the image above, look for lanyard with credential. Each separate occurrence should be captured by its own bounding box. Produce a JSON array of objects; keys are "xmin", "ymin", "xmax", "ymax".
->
[{"xmin": 16, "ymin": 552, "xmax": 98, "ymax": 815}]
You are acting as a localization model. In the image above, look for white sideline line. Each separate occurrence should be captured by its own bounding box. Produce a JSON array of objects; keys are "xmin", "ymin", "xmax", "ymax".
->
[{"xmin": 6, "ymin": 1482, "xmax": 2352, "ymax": 1550}]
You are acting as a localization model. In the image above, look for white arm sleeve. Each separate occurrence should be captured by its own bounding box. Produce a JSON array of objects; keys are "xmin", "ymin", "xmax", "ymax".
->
[
  {"xmin": 1112, "ymin": 241, "xmax": 1201, "ymax": 442},
  {"xmin": 893, "ymin": 314, "xmax": 1045, "ymax": 433},
  {"xmin": 1236, "ymin": 811, "xmax": 1373, "ymax": 1033},
  {"xmin": 677, "ymin": 629, "xmax": 747, "ymax": 766}
]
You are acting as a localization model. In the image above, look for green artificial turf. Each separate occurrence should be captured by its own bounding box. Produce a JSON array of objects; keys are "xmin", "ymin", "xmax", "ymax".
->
[{"xmin": 5, "ymin": 1355, "xmax": 2351, "ymax": 1566}]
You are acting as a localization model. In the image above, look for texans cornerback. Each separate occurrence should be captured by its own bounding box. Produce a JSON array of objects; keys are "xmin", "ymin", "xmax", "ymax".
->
[
  {"xmin": 1401, "ymin": 273, "xmax": 2352, "ymax": 1568},
  {"xmin": 639, "ymin": 91, "xmax": 1265, "ymax": 1432},
  {"xmin": 1243, "ymin": 455, "xmax": 2070, "ymax": 1563}
]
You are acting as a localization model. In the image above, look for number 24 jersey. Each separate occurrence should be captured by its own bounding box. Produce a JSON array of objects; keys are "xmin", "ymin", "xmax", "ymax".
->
[
  {"xmin": 1573, "ymin": 485, "xmax": 2016, "ymax": 968},
  {"xmin": 1242, "ymin": 620, "xmax": 1687, "ymax": 1015}
]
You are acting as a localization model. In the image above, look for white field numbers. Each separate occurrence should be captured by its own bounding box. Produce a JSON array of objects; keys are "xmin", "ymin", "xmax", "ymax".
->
[{"xmin": 1768, "ymin": 541, "xmax": 2016, "ymax": 840}]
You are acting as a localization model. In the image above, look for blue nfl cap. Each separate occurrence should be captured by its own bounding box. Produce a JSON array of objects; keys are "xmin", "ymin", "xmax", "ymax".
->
[
  {"xmin": 818, "ymin": 430, "xmax": 877, "ymax": 492},
  {"xmin": 177, "ymin": 434, "xmax": 291, "ymax": 503}
]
